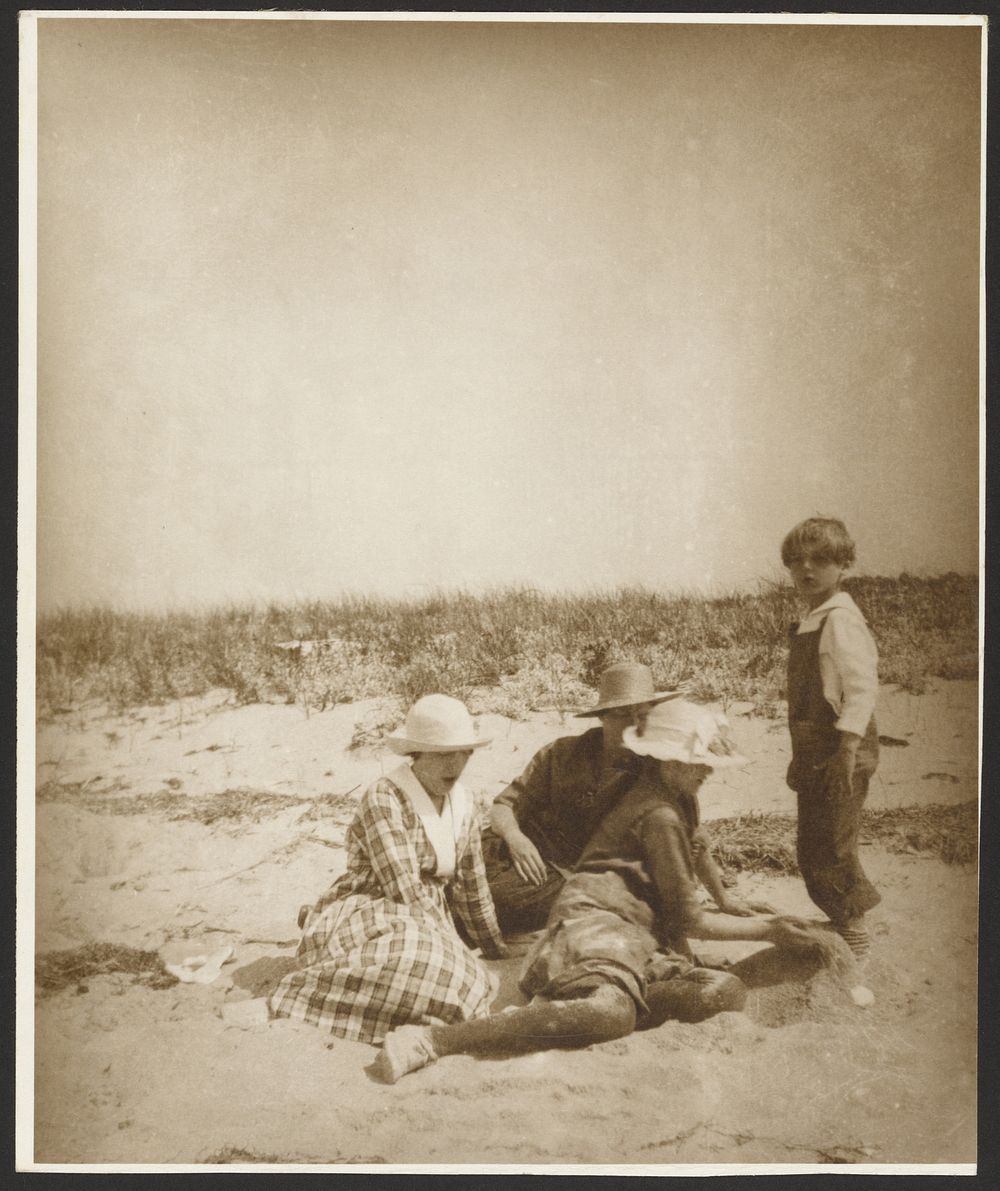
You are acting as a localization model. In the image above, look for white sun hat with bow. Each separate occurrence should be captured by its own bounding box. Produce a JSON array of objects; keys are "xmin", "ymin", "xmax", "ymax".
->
[{"xmin": 623, "ymin": 699, "xmax": 747, "ymax": 768}]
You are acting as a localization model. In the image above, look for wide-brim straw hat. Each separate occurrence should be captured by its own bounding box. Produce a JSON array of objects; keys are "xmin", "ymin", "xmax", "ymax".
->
[
  {"xmin": 574, "ymin": 662, "xmax": 683, "ymax": 718},
  {"xmin": 623, "ymin": 699, "xmax": 747, "ymax": 768},
  {"xmin": 386, "ymin": 694, "xmax": 492, "ymax": 754}
]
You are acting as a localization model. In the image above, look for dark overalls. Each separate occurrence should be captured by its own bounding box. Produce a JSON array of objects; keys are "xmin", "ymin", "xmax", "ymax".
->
[{"xmin": 786, "ymin": 612, "xmax": 881, "ymax": 924}]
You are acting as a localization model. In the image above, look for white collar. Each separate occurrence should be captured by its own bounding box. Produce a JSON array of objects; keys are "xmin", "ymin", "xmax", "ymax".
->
[
  {"xmin": 388, "ymin": 762, "xmax": 469, "ymax": 879},
  {"xmin": 799, "ymin": 590, "xmax": 858, "ymax": 630}
]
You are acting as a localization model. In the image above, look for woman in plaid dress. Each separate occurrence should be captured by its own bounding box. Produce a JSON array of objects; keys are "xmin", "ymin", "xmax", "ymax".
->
[{"xmin": 269, "ymin": 695, "xmax": 507, "ymax": 1044}]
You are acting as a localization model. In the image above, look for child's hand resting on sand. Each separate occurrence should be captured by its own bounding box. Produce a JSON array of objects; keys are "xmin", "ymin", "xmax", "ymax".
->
[{"xmin": 767, "ymin": 916, "xmax": 825, "ymax": 949}]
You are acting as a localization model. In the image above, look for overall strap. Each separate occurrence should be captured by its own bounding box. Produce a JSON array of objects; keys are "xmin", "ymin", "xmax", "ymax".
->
[{"xmin": 787, "ymin": 611, "xmax": 835, "ymax": 727}]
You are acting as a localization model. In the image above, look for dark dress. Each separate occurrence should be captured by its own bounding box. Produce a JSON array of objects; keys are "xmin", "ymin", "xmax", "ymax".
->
[{"xmin": 268, "ymin": 767, "xmax": 504, "ymax": 1044}]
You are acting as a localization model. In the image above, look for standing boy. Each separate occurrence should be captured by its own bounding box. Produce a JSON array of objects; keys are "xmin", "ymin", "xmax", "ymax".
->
[{"xmin": 781, "ymin": 517, "xmax": 880, "ymax": 959}]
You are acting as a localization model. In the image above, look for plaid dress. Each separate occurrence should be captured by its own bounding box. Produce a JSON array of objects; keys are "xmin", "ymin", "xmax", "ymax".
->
[{"xmin": 268, "ymin": 769, "xmax": 505, "ymax": 1044}]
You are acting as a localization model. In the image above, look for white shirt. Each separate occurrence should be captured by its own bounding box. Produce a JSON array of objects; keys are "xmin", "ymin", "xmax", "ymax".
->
[{"xmin": 795, "ymin": 591, "xmax": 879, "ymax": 737}]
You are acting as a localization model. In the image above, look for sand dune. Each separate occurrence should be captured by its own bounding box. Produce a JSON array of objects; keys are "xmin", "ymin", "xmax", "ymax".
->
[{"xmin": 31, "ymin": 680, "xmax": 978, "ymax": 1168}]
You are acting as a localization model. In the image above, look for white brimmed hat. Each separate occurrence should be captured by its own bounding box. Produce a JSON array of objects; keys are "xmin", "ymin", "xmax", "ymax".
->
[
  {"xmin": 574, "ymin": 662, "xmax": 682, "ymax": 718},
  {"xmin": 623, "ymin": 699, "xmax": 747, "ymax": 768},
  {"xmin": 386, "ymin": 694, "xmax": 492, "ymax": 755}
]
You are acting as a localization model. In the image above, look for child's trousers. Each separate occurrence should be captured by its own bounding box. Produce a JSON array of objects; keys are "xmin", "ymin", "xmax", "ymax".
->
[{"xmin": 789, "ymin": 723, "xmax": 881, "ymax": 924}]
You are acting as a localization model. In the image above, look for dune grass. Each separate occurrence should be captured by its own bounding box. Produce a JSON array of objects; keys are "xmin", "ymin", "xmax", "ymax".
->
[
  {"xmin": 202, "ymin": 1146, "xmax": 384, "ymax": 1164},
  {"xmin": 36, "ymin": 574, "xmax": 978, "ymax": 719},
  {"xmin": 36, "ymin": 943, "xmax": 178, "ymax": 997},
  {"xmin": 35, "ymin": 780, "xmax": 359, "ymax": 827},
  {"xmin": 711, "ymin": 801, "xmax": 978, "ymax": 874}
]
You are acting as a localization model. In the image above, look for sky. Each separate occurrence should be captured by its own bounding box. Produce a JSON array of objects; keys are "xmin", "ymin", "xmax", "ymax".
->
[{"xmin": 31, "ymin": 16, "xmax": 983, "ymax": 612}]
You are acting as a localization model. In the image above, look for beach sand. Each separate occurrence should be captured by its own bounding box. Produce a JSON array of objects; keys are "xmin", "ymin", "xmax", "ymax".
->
[{"xmin": 31, "ymin": 680, "xmax": 978, "ymax": 1166}]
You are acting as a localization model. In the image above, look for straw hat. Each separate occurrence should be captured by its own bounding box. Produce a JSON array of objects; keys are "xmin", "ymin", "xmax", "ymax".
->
[
  {"xmin": 574, "ymin": 662, "xmax": 682, "ymax": 718},
  {"xmin": 386, "ymin": 694, "xmax": 492, "ymax": 754},
  {"xmin": 622, "ymin": 699, "xmax": 747, "ymax": 768}
]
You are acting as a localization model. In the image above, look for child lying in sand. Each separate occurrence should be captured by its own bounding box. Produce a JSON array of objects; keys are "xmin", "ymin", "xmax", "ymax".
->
[{"xmin": 375, "ymin": 700, "xmax": 823, "ymax": 1082}]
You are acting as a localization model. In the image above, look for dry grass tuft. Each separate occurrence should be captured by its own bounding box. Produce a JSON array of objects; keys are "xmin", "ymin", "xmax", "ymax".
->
[
  {"xmin": 36, "ymin": 781, "xmax": 358, "ymax": 826},
  {"xmin": 711, "ymin": 801, "xmax": 977, "ymax": 876},
  {"xmin": 295, "ymin": 791, "xmax": 359, "ymax": 823},
  {"xmin": 36, "ymin": 943, "xmax": 177, "ymax": 997},
  {"xmin": 203, "ymin": 1145, "xmax": 385, "ymax": 1164},
  {"xmin": 202, "ymin": 1147, "xmax": 312, "ymax": 1164},
  {"xmin": 861, "ymin": 803, "xmax": 978, "ymax": 866},
  {"xmin": 710, "ymin": 813, "xmax": 799, "ymax": 875}
]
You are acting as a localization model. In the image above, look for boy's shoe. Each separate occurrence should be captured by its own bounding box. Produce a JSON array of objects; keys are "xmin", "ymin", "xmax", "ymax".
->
[{"xmin": 372, "ymin": 1025, "xmax": 438, "ymax": 1084}]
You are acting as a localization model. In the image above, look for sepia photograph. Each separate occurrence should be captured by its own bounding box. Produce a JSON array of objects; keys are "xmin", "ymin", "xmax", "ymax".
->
[{"xmin": 18, "ymin": 9, "xmax": 983, "ymax": 1172}]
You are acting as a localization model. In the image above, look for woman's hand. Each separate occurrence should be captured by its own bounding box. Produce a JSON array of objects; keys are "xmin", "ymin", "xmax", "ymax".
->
[{"xmin": 507, "ymin": 831, "xmax": 548, "ymax": 887}]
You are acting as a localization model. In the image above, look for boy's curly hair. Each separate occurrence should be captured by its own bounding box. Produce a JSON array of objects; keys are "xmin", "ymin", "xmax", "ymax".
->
[{"xmin": 780, "ymin": 517, "xmax": 856, "ymax": 568}]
